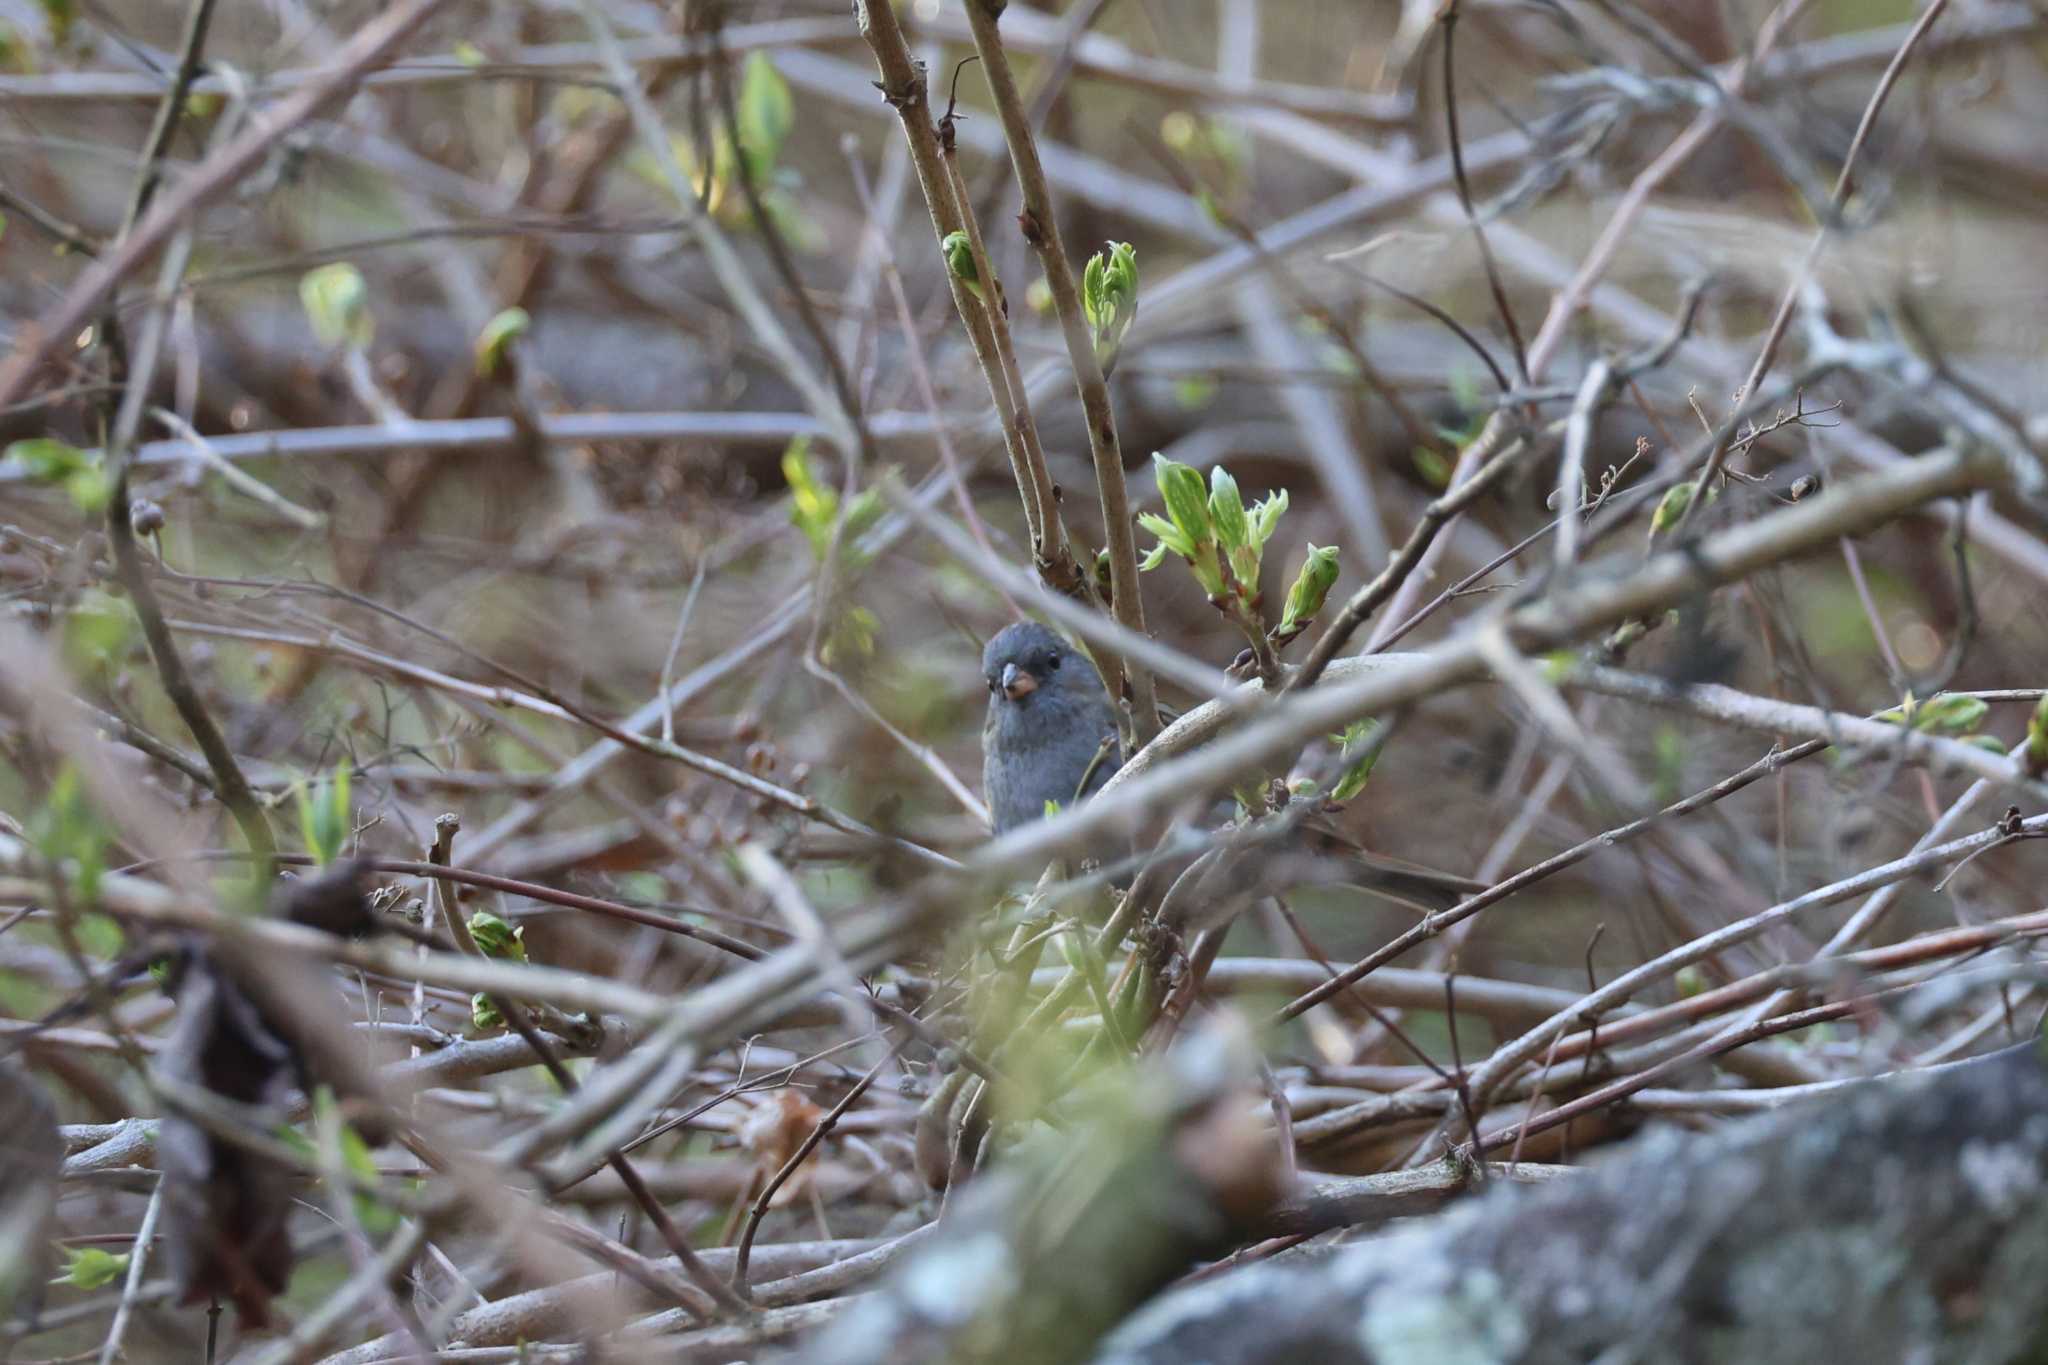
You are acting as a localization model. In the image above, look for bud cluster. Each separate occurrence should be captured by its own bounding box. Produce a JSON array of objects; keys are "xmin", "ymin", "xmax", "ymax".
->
[{"xmin": 1138, "ymin": 454, "xmax": 1340, "ymax": 670}]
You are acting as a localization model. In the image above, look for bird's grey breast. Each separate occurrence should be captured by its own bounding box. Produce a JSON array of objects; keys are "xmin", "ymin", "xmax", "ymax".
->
[{"xmin": 983, "ymin": 690, "xmax": 1119, "ymax": 834}]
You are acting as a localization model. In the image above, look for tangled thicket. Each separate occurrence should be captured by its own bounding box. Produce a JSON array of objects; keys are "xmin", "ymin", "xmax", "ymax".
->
[{"xmin": 3, "ymin": 1, "xmax": 2048, "ymax": 1361}]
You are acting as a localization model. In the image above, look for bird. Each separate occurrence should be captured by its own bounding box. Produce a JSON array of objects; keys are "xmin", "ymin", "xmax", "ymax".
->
[
  {"xmin": 980, "ymin": 621, "xmax": 1123, "ymax": 837},
  {"xmin": 977, "ymin": 622, "xmax": 1484, "ymax": 913}
]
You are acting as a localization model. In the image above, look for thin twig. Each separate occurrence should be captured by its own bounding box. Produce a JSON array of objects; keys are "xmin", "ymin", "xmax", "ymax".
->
[
  {"xmin": 959, "ymin": 0, "xmax": 1159, "ymax": 742},
  {"xmin": 0, "ymin": 0, "xmax": 453, "ymax": 408},
  {"xmin": 95, "ymin": 0, "xmax": 272, "ymax": 867},
  {"xmin": 730, "ymin": 1043, "xmax": 899, "ymax": 1296},
  {"xmin": 95, "ymin": 1180, "xmax": 164, "ymax": 1365},
  {"xmin": 1671, "ymin": 0, "xmax": 1951, "ymax": 536},
  {"xmin": 1438, "ymin": 1, "xmax": 1529, "ymax": 385},
  {"xmin": 851, "ymin": 0, "xmax": 1073, "ymax": 584}
]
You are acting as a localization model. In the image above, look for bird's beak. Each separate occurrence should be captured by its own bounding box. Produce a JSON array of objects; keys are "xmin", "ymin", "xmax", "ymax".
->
[{"xmin": 1001, "ymin": 663, "xmax": 1038, "ymax": 700}]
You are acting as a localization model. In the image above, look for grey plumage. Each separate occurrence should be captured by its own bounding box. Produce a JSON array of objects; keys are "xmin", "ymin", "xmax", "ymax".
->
[
  {"xmin": 976, "ymin": 624, "xmax": 1476, "ymax": 913},
  {"xmin": 981, "ymin": 622, "xmax": 1122, "ymax": 835}
]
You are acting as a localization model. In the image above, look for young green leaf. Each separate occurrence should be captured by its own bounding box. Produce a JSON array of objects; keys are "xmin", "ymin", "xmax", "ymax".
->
[
  {"xmin": 782, "ymin": 436, "xmax": 837, "ymax": 558},
  {"xmin": 1412, "ymin": 446, "xmax": 1452, "ymax": 491},
  {"xmin": 299, "ymin": 262, "xmax": 373, "ymax": 348},
  {"xmin": 313, "ymin": 1087, "xmax": 399, "ymax": 1239},
  {"xmin": 1152, "ymin": 454, "xmax": 1210, "ymax": 544},
  {"xmin": 5, "ymin": 436, "xmax": 108, "ymax": 513},
  {"xmin": 843, "ymin": 488, "xmax": 884, "ymax": 542},
  {"xmin": 6, "ymin": 436, "xmax": 87, "ymax": 482},
  {"xmin": 1277, "ymin": 544, "xmax": 1339, "ymax": 637},
  {"xmin": 1328, "ymin": 718, "xmax": 1383, "ymax": 803},
  {"xmin": 29, "ymin": 765, "xmax": 107, "ymax": 905},
  {"xmin": 1172, "ymin": 374, "xmax": 1217, "ymax": 411},
  {"xmin": 941, "ymin": 231, "xmax": 984, "ymax": 303},
  {"xmin": 471, "ymin": 993, "xmax": 502, "ymax": 1032},
  {"xmin": 736, "ymin": 52, "xmax": 795, "ymax": 176},
  {"xmin": 1137, "ymin": 512, "xmax": 1193, "ymax": 569},
  {"xmin": 62, "ymin": 589, "xmax": 132, "ymax": 675},
  {"xmin": 1207, "ymin": 466, "xmax": 1250, "ymax": 550},
  {"xmin": 1648, "ymin": 481, "xmax": 1695, "ymax": 540},
  {"xmin": 65, "ymin": 465, "xmax": 110, "ymax": 513},
  {"xmin": 2027, "ymin": 694, "xmax": 2048, "ymax": 776},
  {"xmin": 1911, "ymin": 694, "xmax": 1987, "ymax": 734},
  {"xmin": 1081, "ymin": 241, "xmax": 1138, "ymax": 366},
  {"xmin": 466, "ymin": 908, "xmax": 527, "ymax": 962},
  {"xmin": 1146, "ymin": 455, "xmax": 1225, "ymax": 595},
  {"xmin": 324, "ymin": 763, "xmax": 350, "ymax": 860},
  {"xmin": 57, "ymin": 1247, "xmax": 129, "ymax": 1291},
  {"xmin": 1874, "ymin": 691, "xmax": 1916, "ymax": 727},
  {"xmin": 644, "ymin": 132, "xmax": 734, "ymax": 215},
  {"xmin": 1249, "ymin": 489, "xmax": 1288, "ymax": 549},
  {"xmin": 782, "ymin": 436, "xmax": 881, "ymax": 574},
  {"xmin": 295, "ymin": 765, "xmax": 351, "ymax": 867},
  {"xmin": 822, "ymin": 604, "xmax": 880, "ymax": 666},
  {"xmin": 473, "ymin": 307, "xmax": 530, "ymax": 378},
  {"xmin": 77, "ymin": 912, "xmax": 123, "ymax": 959}
]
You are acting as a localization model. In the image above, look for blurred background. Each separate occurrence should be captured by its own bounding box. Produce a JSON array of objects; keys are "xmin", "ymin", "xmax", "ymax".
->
[{"xmin": 2, "ymin": 0, "xmax": 2047, "ymax": 1356}]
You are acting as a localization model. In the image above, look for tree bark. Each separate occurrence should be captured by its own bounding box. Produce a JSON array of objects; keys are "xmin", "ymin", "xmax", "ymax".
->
[{"xmin": 1096, "ymin": 1041, "xmax": 2048, "ymax": 1364}]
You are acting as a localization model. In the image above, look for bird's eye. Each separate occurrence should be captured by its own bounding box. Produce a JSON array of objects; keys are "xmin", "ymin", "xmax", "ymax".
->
[{"xmin": 1045, "ymin": 653, "xmax": 1061, "ymax": 671}]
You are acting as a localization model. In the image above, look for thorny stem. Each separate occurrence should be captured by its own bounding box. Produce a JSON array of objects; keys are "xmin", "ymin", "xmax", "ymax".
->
[
  {"xmin": 853, "ymin": 0, "xmax": 1076, "ymax": 590},
  {"xmin": 1289, "ymin": 429, "xmax": 1537, "ymax": 691},
  {"xmin": 937, "ymin": 143, "xmax": 1068, "ymax": 584},
  {"xmin": 0, "ymin": 0, "xmax": 454, "ymax": 409},
  {"xmin": 428, "ymin": 815, "xmax": 751, "ymax": 1321},
  {"xmin": 1439, "ymin": 2, "xmax": 1529, "ymax": 387},
  {"xmin": 1272, "ymin": 737, "xmax": 1828, "ymax": 1026},
  {"xmin": 708, "ymin": 13, "xmax": 875, "ymax": 473},
  {"xmin": 960, "ymin": 0, "xmax": 1159, "ymax": 744},
  {"xmin": 1671, "ymin": 0, "xmax": 1951, "ymax": 536},
  {"xmin": 1293, "ymin": 358, "xmax": 1834, "ymax": 690},
  {"xmin": 94, "ymin": 0, "xmax": 275, "ymax": 868},
  {"xmin": 730, "ymin": 1041, "xmax": 900, "ymax": 1296}
]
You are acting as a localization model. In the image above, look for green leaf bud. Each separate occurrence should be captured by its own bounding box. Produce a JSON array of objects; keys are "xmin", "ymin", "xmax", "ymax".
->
[
  {"xmin": 1153, "ymin": 453, "xmax": 1211, "ymax": 544},
  {"xmin": 1250, "ymin": 489, "xmax": 1289, "ymax": 548},
  {"xmin": 1913, "ymin": 694, "xmax": 1988, "ymax": 734},
  {"xmin": 473, "ymin": 307, "xmax": 530, "ymax": 378},
  {"xmin": 942, "ymin": 230, "xmax": 983, "ymax": 302},
  {"xmin": 1648, "ymin": 480, "xmax": 1694, "ymax": 540},
  {"xmin": 1083, "ymin": 240, "xmax": 1137, "ymax": 365},
  {"xmin": 736, "ymin": 52, "xmax": 794, "ymax": 176},
  {"xmin": 299, "ymin": 262, "xmax": 373, "ymax": 348},
  {"xmin": 1279, "ymin": 544, "xmax": 1340, "ymax": 636}
]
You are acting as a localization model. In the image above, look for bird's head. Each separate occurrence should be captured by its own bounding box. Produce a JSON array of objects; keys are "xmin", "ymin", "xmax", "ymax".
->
[{"xmin": 982, "ymin": 621, "xmax": 1089, "ymax": 707}]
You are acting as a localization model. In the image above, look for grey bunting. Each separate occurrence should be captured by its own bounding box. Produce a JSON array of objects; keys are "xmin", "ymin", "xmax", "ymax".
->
[
  {"xmin": 980, "ymin": 621, "xmax": 1123, "ymax": 837},
  {"xmin": 977, "ymin": 621, "xmax": 1482, "ymax": 913}
]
